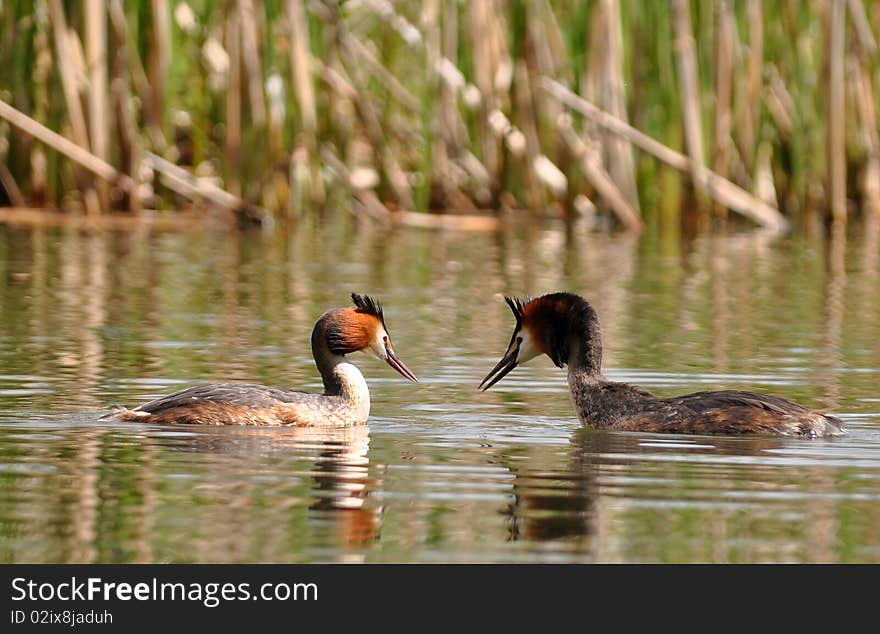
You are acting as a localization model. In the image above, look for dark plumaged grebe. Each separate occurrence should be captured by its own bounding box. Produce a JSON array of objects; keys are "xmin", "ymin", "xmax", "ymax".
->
[
  {"xmin": 480, "ymin": 292, "xmax": 845, "ymax": 438},
  {"xmin": 108, "ymin": 294, "xmax": 418, "ymax": 426}
]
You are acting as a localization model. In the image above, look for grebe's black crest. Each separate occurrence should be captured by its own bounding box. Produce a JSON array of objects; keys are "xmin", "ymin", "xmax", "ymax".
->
[
  {"xmin": 504, "ymin": 295, "xmax": 530, "ymax": 326},
  {"xmin": 351, "ymin": 293, "xmax": 385, "ymax": 326}
]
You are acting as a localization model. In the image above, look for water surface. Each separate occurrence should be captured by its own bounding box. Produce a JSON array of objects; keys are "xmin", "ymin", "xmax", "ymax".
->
[{"xmin": 1, "ymin": 215, "xmax": 879, "ymax": 563}]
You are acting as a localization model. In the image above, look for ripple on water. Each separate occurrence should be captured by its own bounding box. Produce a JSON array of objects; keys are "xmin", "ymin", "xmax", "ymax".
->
[{"xmin": 2, "ymin": 224, "xmax": 880, "ymax": 563}]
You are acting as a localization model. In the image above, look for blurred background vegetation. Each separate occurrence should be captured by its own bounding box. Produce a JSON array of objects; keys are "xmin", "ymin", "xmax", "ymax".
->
[{"xmin": 0, "ymin": 0, "xmax": 878, "ymax": 235}]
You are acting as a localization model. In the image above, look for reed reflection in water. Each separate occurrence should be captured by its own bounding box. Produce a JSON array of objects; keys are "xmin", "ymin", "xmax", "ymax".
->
[{"xmin": 1, "ymin": 214, "xmax": 879, "ymax": 562}]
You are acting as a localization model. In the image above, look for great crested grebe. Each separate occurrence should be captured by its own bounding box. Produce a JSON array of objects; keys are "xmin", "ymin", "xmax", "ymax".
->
[
  {"xmin": 108, "ymin": 294, "xmax": 418, "ymax": 427},
  {"xmin": 480, "ymin": 292, "xmax": 846, "ymax": 438}
]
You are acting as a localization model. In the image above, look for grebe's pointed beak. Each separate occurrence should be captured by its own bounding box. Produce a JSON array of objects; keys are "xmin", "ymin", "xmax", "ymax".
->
[
  {"xmin": 479, "ymin": 343, "xmax": 519, "ymax": 391},
  {"xmin": 385, "ymin": 341, "xmax": 419, "ymax": 382}
]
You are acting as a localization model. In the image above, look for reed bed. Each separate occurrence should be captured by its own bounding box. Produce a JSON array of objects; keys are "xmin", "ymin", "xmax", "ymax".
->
[{"xmin": 0, "ymin": 1, "xmax": 878, "ymax": 234}]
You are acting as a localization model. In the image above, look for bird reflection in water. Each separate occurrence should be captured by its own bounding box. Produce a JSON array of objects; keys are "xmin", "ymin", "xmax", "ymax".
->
[
  {"xmin": 159, "ymin": 424, "xmax": 379, "ymax": 558},
  {"xmin": 502, "ymin": 430, "xmax": 613, "ymax": 544},
  {"xmin": 501, "ymin": 430, "xmax": 788, "ymax": 548},
  {"xmin": 305, "ymin": 425, "xmax": 380, "ymax": 552}
]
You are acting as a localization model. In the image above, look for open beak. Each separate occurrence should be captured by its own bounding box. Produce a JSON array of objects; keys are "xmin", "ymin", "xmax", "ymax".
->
[
  {"xmin": 479, "ymin": 343, "xmax": 519, "ymax": 391},
  {"xmin": 385, "ymin": 342, "xmax": 419, "ymax": 382}
]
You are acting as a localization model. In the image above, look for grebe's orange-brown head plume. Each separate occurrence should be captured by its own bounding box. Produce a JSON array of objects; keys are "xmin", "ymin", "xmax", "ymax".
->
[
  {"xmin": 479, "ymin": 292, "xmax": 603, "ymax": 390},
  {"xmin": 316, "ymin": 293, "xmax": 418, "ymax": 382}
]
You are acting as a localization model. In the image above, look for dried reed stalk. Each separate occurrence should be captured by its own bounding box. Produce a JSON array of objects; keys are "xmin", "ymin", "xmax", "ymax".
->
[
  {"xmin": 0, "ymin": 154, "xmax": 25, "ymax": 207},
  {"xmin": 48, "ymin": 0, "xmax": 98, "ymax": 211},
  {"xmin": 847, "ymin": 0, "xmax": 877, "ymax": 58},
  {"xmin": 0, "ymin": 98, "xmax": 132, "ymax": 191},
  {"xmin": 29, "ymin": 10, "xmax": 51, "ymax": 207},
  {"xmin": 764, "ymin": 65, "xmax": 794, "ymax": 141},
  {"xmin": 107, "ymin": 2, "xmax": 144, "ymax": 212},
  {"xmin": 338, "ymin": 47, "xmax": 415, "ymax": 210},
  {"xmin": 108, "ymin": 0, "xmax": 165, "ymax": 152},
  {"xmin": 239, "ymin": 0, "xmax": 266, "ymax": 125},
  {"xmin": 469, "ymin": 0, "xmax": 502, "ymax": 187},
  {"xmin": 600, "ymin": 0, "xmax": 640, "ymax": 213},
  {"xmin": 149, "ymin": 0, "xmax": 170, "ymax": 128},
  {"xmin": 827, "ymin": 0, "xmax": 847, "ymax": 227},
  {"xmin": 853, "ymin": 55, "xmax": 880, "ymax": 218},
  {"xmin": 713, "ymin": 0, "xmax": 734, "ymax": 219},
  {"xmin": 420, "ymin": 0, "xmax": 449, "ymax": 211},
  {"xmin": 671, "ymin": 0, "xmax": 707, "ymax": 204},
  {"xmin": 441, "ymin": 0, "xmax": 466, "ymax": 155},
  {"xmin": 321, "ymin": 147, "xmax": 391, "ymax": 223},
  {"xmin": 86, "ymin": 0, "xmax": 109, "ymax": 211},
  {"xmin": 287, "ymin": 0, "xmax": 325, "ymax": 205},
  {"xmin": 514, "ymin": 59, "xmax": 544, "ymax": 208},
  {"xmin": 558, "ymin": 116, "xmax": 642, "ymax": 232},
  {"xmin": 112, "ymin": 76, "xmax": 142, "ymax": 212},
  {"xmin": 342, "ymin": 33, "xmax": 420, "ymax": 113},
  {"xmin": 0, "ymin": 207, "xmax": 204, "ymax": 231},
  {"xmin": 393, "ymin": 209, "xmax": 500, "ymax": 231},
  {"xmin": 738, "ymin": 0, "xmax": 763, "ymax": 169},
  {"xmin": 48, "ymin": 0, "xmax": 90, "ymax": 153},
  {"xmin": 142, "ymin": 152, "xmax": 254, "ymax": 213},
  {"xmin": 754, "ymin": 141, "xmax": 778, "ymax": 208},
  {"xmin": 226, "ymin": 11, "xmax": 242, "ymax": 197},
  {"xmin": 543, "ymin": 78, "xmax": 789, "ymax": 232}
]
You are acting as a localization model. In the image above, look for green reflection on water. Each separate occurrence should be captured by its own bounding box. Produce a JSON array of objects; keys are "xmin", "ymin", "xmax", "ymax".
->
[{"xmin": 0, "ymin": 214, "xmax": 879, "ymax": 563}]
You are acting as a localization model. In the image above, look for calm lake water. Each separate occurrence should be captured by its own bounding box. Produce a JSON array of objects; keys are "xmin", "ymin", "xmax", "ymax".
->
[{"xmin": 1, "ymin": 214, "xmax": 879, "ymax": 563}]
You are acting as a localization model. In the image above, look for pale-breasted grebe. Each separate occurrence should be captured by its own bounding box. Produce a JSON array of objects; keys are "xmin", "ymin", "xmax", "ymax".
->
[
  {"xmin": 480, "ymin": 292, "xmax": 846, "ymax": 438},
  {"xmin": 108, "ymin": 294, "xmax": 418, "ymax": 426}
]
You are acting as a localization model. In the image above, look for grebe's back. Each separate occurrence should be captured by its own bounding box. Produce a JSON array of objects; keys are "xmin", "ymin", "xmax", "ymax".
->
[{"xmin": 113, "ymin": 383, "xmax": 357, "ymax": 426}]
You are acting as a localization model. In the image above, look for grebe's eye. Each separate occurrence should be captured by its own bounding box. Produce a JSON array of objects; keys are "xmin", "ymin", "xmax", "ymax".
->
[
  {"xmin": 516, "ymin": 336, "xmax": 523, "ymax": 344},
  {"xmin": 383, "ymin": 335, "xmax": 389, "ymax": 344}
]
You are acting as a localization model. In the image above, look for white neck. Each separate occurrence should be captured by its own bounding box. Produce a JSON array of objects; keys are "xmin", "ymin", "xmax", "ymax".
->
[{"xmin": 331, "ymin": 360, "xmax": 371, "ymax": 421}]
